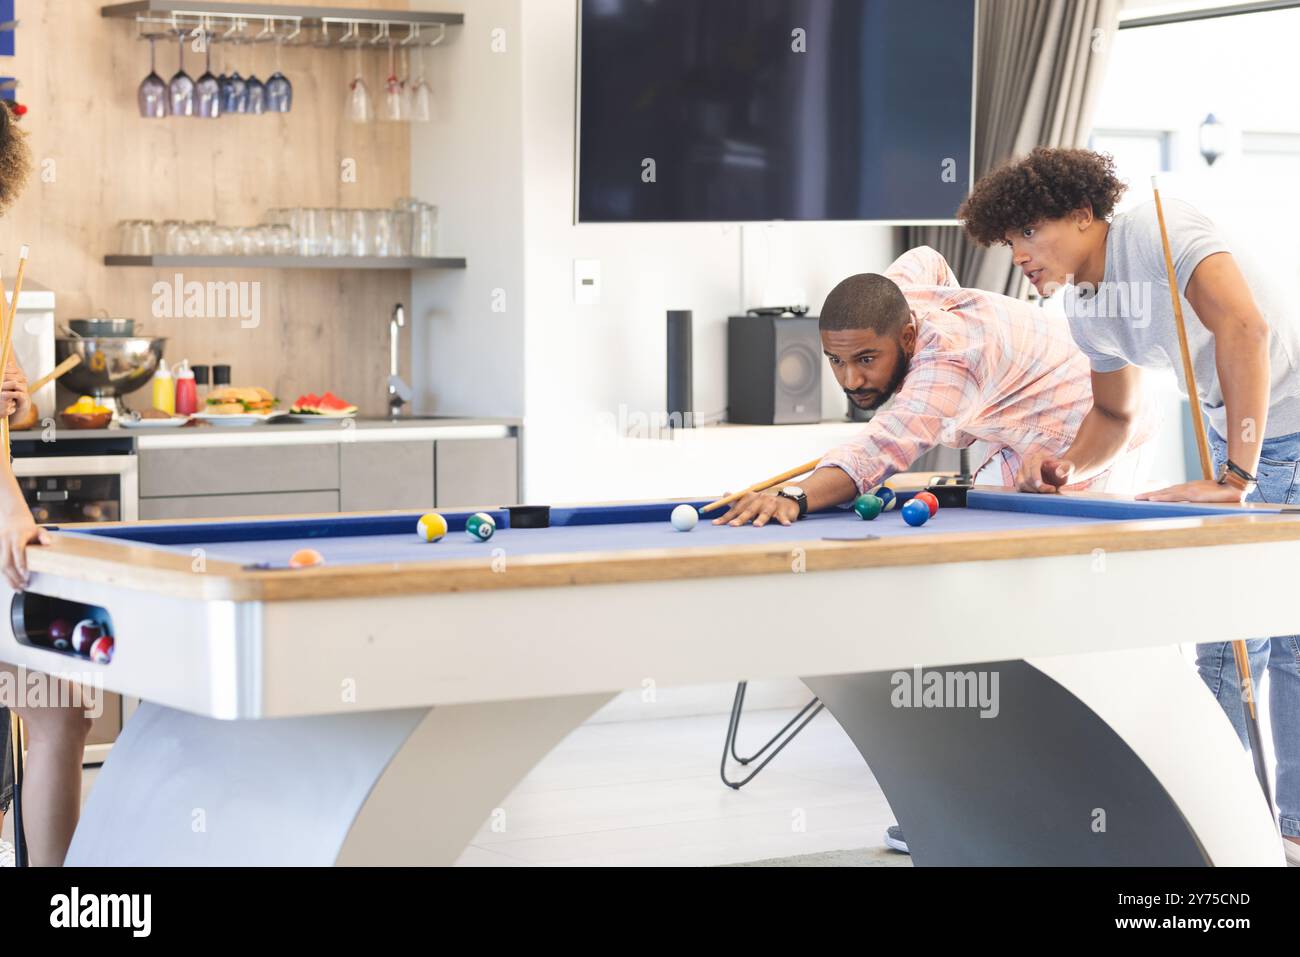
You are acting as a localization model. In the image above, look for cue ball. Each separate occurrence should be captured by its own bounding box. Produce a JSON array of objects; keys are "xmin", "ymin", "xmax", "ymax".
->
[
  {"xmin": 914, "ymin": 491, "xmax": 940, "ymax": 517},
  {"xmin": 854, "ymin": 494, "xmax": 883, "ymax": 521},
  {"xmin": 901, "ymin": 499, "xmax": 930, "ymax": 527},
  {"xmin": 417, "ymin": 512, "xmax": 449, "ymax": 543},
  {"xmin": 466, "ymin": 512, "xmax": 496, "ymax": 542},
  {"xmin": 875, "ymin": 487, "xmax": 898, "ymax": 512},
  {"xmin": 671, "ymin": 504, "xmax": 699, "ymax": 532},
  {"xmin": 290, "ymin": 548, "xmax": 325, "ymax": 569}
]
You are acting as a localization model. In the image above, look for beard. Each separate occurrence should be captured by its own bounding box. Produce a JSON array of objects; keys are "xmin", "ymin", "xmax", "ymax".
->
[{"xmin": 844, "ymin": 343, "xmax": 909, "ymax": 411}]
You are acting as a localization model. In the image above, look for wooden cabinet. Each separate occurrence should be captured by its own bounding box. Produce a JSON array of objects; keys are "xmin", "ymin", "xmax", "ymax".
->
[
  {"xmin": 140, "ymin": 491, "xmax": 340, "ymax": 521},
  {"xmin": 340, "ymin": 441, "xmax": 436, "ymax": 512},
  {"xmin": 435, "ymin": 438, "xmax": 519, "ymax": 508},
  {"xmin": 140, "ymin": 445, "xmax": 340, "ymax": 497}
]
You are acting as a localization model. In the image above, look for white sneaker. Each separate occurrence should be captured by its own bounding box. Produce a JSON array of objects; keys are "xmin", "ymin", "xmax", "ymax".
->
[
  {"xmin": 0, "ymin": 840, "xmax": 13, "ymax": 868},
  {"xmin": 1286, "ymin": 839, "xmax": 1300, "ymax": 867}
]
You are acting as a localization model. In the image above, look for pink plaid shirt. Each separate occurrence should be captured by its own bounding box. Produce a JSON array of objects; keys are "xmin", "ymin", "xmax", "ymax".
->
[{"xmin": 818, "ymin": 247, "xmax": 1157, "ymax": 492}]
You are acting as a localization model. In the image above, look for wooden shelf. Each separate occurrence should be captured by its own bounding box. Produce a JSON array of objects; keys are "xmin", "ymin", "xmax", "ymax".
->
[
  {"xmin": 101, "ymin": 2, "xmax": 464, "ymax": 27},
  {"xmin": 104, "ymin": 255, "xmax": 467, "ymax": 270}
]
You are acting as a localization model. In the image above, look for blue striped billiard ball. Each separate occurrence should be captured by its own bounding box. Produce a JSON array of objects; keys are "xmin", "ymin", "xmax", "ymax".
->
[
  {"xmin": 875, "ymin": 487, "xmax": 898, "ymax": 512},
  {"xmin": 901, "ymin": 499, "xmax": 930, "ymax": 527}
]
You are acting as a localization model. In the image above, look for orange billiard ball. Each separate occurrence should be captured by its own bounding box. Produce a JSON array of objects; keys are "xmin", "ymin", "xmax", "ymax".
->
[
  {"xmin": 290, "ymin": 548, "xmax": 326, "ymax": 569},
  {"xmin": 914, "ymin": 491, "xmax": 940, "ymax": 518}
]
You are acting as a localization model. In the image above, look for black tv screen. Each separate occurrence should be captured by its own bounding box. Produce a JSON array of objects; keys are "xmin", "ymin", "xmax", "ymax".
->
[{"xmin": 577, "ymin": 0, "xmax": 976, "ymax": 223}]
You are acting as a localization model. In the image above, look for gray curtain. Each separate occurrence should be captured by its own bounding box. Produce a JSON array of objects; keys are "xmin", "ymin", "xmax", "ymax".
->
[{"xmin": 901, "ymin": 0, "xmax": 1122, "ymax": 296}]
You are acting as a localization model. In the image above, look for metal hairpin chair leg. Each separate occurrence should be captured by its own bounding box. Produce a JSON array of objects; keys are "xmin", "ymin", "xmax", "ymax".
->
[{"xmin": 720, "ymin": 682, "xmax": 824, "ymax": 789}]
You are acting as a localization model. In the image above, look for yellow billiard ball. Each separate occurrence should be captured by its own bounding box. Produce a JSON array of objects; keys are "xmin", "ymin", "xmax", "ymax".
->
[{"xmin": 417, "ymin": 512, "xmax": 449, "ymax": 543}]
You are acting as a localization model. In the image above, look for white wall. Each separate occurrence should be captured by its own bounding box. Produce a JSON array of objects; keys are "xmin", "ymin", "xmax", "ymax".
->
[
  {"xmin": 518, "ymin": 0, "xmax": 897, "ymax": 504},
  {"xmin": 410, "ymin": 0, "xmax": 526, "ymax": 419}
]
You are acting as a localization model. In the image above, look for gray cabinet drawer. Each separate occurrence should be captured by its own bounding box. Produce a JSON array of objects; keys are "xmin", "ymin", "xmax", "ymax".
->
[
  {"xmin": 341, "ymin": 441, "xmax": 435, "ymax": 512},
  {"xmin": 435, "ymin": 438, "xmax": 519, "ymax": 508},
  {"xmin": 139, "ymin": 491, "xmax": 340, "ymax": 521},
  {"xmin": 140, "ymin": 445, "xmax": 340, "ymax": 497}
]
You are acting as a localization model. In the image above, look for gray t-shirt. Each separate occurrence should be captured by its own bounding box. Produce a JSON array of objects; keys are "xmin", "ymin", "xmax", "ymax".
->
[{"xmin": 1064, "ymin": 199, "xmax": 1300, "ymax": 440}]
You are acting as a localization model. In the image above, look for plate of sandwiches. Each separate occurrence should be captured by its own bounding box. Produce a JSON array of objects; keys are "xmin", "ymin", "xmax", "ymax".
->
[{"xmin": 191, "ymin": 386, "xmax": 288, "ymax": 426}]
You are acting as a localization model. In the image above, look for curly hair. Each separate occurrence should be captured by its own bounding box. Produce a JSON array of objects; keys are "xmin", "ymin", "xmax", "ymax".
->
[
  {"xmin": 0, "ymin": 102, "xmax": 31, "ymax": 215},
  {"xmin": 958, "ymin": 147, "xmax": 1127, "ymax": 247}
]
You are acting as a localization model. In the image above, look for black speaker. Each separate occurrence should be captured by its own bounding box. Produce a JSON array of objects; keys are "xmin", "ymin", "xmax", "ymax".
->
[
  {"xmin": 727, "ymin": 315, "xmax": 822, "ymax": 425},
  {"xmin": 666, "ymin": 310, "xmax": 693, "ymax": 429}
]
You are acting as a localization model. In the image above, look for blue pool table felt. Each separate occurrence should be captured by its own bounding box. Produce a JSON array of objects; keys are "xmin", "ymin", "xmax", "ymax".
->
[{"xmin": 74, "ymin": 492, "xmax": 1249, "ymax": 570}]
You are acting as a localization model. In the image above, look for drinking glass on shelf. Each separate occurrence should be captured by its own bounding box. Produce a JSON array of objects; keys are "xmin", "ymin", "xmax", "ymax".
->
[
  {"xmin": 207, "ymin": 225, "xmax": 236, "ymax": 256},
  {"xmin": 195, "ymin": 30, "xmax": 221, "ymax": 118},
  {"xmin": 368, "ymin": 209, "xmax": 394, "ymax": 257},
  {"xmin": 118, "ymin": 220, "xmax": 155, "ymax": 255},
  {"xmin": 139, "ymin": 37, "xmax": 167, "ymax": 119},
  {"xmin": 390, "ymin": 209, "xmax": 413, "ymax": 258},
  {"xmin": 382, "ymin": 40, "xmax": 403, "ymax": 122},
  {"xmin": 159, "ymin": 220, "xmax": 184, "ymax": 255},
  {"xmin": 330, "ymin": 209, "xmax": 350, "ymax": 256},
  {"xmin": 345, "ymin": 32, "xmax": 373, "ymax": 124},
  {"xmin": 245, "ymin": 43, "xmax": 266, "ymax": 117},
  {"xmin": 177, "ymin": 222, "xmax": 203, "ymax": 255},
  {"xmin": 266, "ymin": 37, "xmax": 293, "ymax": 113},
  {"xmin": 269, "ymin": 224, "xmax": 294, "ymax": 255},
  {"xmin": 410, "ymin": 39, "xmax": 434, "ymax": 123},
  {"xmin": 349, "ymin": 208, "xmax": 370, "ymax": 257},
  {"xmin": 413, "ymin": 203, "xmax": 438, "ymax": 257},
  {"xmin": 168, "ymin": 34, "xmax": 195, "ymax": 117}
]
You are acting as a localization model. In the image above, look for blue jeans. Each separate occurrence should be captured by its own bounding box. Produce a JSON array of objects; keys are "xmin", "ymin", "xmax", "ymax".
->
[{"xmin": 1202, "ymin": 429, "xmax": 1300, "ymax": 838}]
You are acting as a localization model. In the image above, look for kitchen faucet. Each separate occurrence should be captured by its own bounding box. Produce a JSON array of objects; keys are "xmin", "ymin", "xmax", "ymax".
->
[{"xmin": 388, "ymin": 303, "xmax": 414, "ymax": 419}]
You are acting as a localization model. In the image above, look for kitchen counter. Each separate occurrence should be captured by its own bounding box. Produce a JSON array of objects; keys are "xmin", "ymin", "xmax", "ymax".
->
[{"xmin": 13, "ymin": 416, "xmax": 521, "ymax": 453}]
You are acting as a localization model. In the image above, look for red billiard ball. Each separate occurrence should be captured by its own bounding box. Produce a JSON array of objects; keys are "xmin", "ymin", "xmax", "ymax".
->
[
  {"xmin": 89, "ymin": 635, "xmax": 115, "ymax": 664},
  {"xmin": 914, "ymin": 491, "xmax": 940, "ymax": 517},
  {"xmin": 47, "ymin": 618, "xmax": 74, "ymax": 651}
]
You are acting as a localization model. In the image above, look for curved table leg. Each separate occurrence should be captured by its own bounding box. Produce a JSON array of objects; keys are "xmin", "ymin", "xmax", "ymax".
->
[
  {"xmin": 804, "ymin": 646, "xmax": 1282, "ymax": 866},
  {"xmin": 66, "ymin": 693, "xmax": 614, "ymax": 866}
]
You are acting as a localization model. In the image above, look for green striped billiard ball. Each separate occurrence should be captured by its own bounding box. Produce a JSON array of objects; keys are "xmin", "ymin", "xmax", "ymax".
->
[
  {"xmin": 465, "ymin": 512, "xmax": 496, "ymax": 542},
  {"xmin": 854, "ymin": 494, "xmax": 883, "ymax": 521}
]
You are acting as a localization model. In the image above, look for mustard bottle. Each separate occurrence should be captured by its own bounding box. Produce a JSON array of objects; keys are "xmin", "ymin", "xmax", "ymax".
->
[{"xmin": 151, "ymin": 359, "xmax": 175, "ymax": 415}]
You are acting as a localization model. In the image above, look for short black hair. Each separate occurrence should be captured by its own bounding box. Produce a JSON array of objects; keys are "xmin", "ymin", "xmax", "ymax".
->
[
  {"xmin": 958, "ymin": 147, "xmax": 1127, "ymax": 247},
  {"xmin": 819, "ymin": 274, "xmax": 909, "ymax": 336}
]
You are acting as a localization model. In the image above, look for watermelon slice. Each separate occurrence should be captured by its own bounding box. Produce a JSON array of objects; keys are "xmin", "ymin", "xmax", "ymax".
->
[
  {"xmin": 318, "ymin": 392, "xmax": 358, "ymax": 416},
  {"xmin": 291, "ymin": 393, "xmax": 322, "ymax": 414}
]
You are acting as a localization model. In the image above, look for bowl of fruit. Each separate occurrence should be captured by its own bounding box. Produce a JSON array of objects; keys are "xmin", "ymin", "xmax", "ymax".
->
[{"xmin": 60, "ymin": 396, "xmax": 114, "ymax": 430}]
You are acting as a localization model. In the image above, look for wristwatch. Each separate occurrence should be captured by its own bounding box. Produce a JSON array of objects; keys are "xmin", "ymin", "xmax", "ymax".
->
[
  {"xmin": 777, "ymin": 486, "xmax": 809, "ymax": 519},
  {"xmin": 1216, "ymin": 459, "xmax": 1258, "ymax": 493}
]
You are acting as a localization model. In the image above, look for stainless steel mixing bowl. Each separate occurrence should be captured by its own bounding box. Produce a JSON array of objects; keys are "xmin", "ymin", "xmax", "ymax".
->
[{"xmin": 55, "ymin": 337, "xmax": 167, "ymax": 412}]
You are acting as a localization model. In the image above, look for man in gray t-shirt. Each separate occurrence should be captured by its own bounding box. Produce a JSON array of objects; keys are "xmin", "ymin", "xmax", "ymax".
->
[{"xmin": 959, "ymin": 147, "xmax": 1300, "ymax": 866}]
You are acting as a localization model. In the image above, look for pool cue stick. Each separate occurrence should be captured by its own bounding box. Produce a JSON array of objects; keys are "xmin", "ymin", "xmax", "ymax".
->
[
  {"xmin": 701, "ymin": 457, "xmax": 821, "ymax": 513},
  {"xmin": 1152, "ymin": 177, "xmax": 1273, "ymax": 809},
  {"xmin": 30, "ymin": 354, "xmax": 82, "ymax": 394},
  {"xmin": 7, "ymin": 712, "xmax": 24, "ymax": 867},
  {"xmin": 0, "ymin": 244, "xmax": 30, "ymax": 460}
]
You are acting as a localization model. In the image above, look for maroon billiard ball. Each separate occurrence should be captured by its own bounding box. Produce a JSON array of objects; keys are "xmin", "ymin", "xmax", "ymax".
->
[
  {"xmin": 47, "ymin": 618, "xmax": 74, "ymax": 651},
  {"xmin": 71, "ymin": 619, "xmax": 105, "ymax": 657}
]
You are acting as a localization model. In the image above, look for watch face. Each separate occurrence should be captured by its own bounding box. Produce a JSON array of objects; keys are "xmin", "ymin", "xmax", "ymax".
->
[{"xmin": 783, "ymin": 486, "xmax": 804, "ymax": 498}]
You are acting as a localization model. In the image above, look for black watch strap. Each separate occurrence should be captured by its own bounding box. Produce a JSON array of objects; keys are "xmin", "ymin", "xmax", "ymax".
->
[{"xmin": 778, "ymin": 488, "xmax": 808, "ymax": 518}]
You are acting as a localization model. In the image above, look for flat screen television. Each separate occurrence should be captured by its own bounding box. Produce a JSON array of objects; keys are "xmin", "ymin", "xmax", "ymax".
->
[{"xmin": 577, "ymin": 0, "xmax": 977, "ymax": 224}]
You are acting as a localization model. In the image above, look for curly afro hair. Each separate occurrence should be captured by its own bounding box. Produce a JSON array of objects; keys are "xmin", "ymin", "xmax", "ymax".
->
[
  {"xmin": 0, "ymin": 102, "xmax": 31, "ymax": 215},
  {"xmin": 958, "ymin": 148, "xmax": 1127, "ymax": 247}
]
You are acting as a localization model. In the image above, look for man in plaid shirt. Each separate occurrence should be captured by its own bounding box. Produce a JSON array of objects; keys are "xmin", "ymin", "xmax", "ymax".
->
[{"xmin": 714, "ymin": 246, "xmax": 1158, "ymax": 527}]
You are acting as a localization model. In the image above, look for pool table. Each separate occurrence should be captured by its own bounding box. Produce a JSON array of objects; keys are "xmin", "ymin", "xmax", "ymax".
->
[{"xmin": 3, "ymin": 488, "xmax": 1296, "ymax": 866}]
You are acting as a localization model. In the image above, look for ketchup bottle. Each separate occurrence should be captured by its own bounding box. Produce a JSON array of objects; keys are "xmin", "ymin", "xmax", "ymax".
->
[{"xmin": 174, "ymin": 359, "xmax": 198, "ymax": 416}]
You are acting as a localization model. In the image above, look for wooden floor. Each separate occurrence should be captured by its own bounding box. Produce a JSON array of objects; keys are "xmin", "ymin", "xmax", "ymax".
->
[
  {"xmin": 453, "ymin": 707, "xmax": 901, "ymax": 867},
  {"xmin": 2, "ymin": 706, "xmax": 902, "ymax": 866}
]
